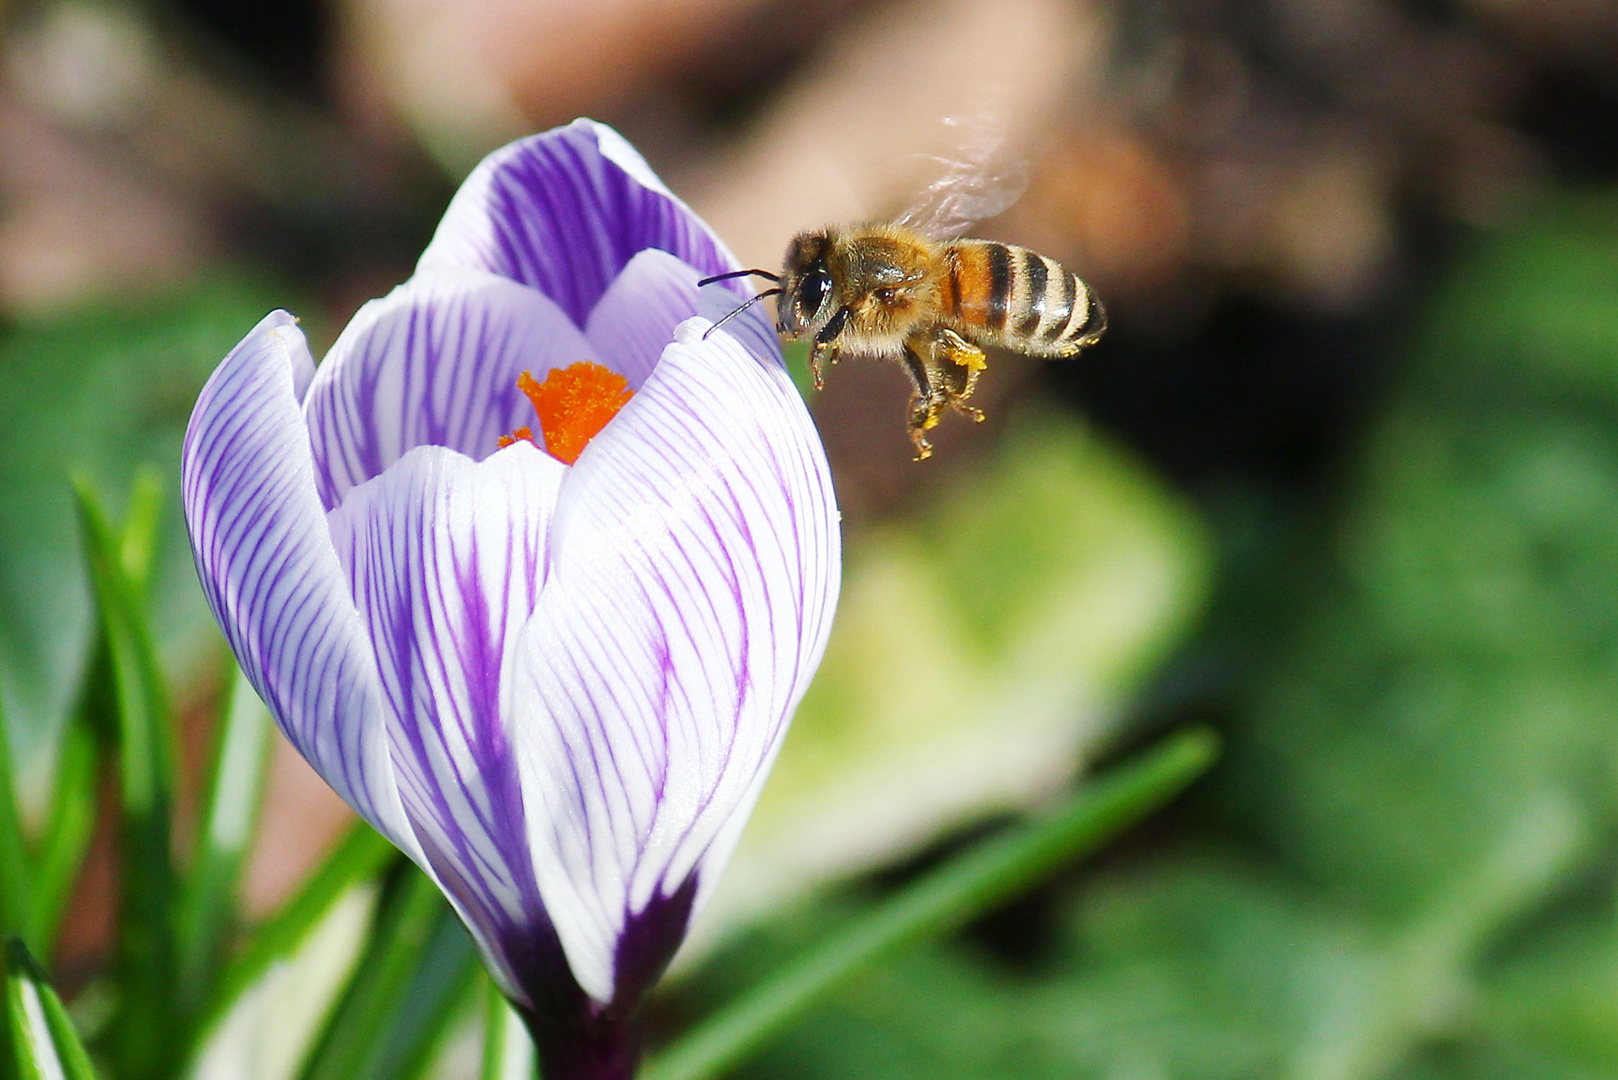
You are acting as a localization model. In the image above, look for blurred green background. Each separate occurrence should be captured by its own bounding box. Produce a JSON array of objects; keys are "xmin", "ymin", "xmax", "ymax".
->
[{"xmin": 3, "ymin": 0, "xmax": 1618, "ymax": 1076}]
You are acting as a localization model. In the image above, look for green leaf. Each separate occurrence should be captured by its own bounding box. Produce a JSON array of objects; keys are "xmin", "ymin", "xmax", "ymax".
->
[
  {"xmin": 24, "ymin": 713, "xmax": 96, "ymax": 960},
  {"xmin": 175, "ymin": 662, "xmax": 274, "ymax": 1025},
  {"xmin": 4, "ymin": 939, "xmax": 97, "ymax": 1080},
  {"xmin": 480, "ymin": 979, "xmax": 509, "ymax": 1080},
  {"xmin": 297, "ymin": 863, "xmax": 477, "ymax": 1080},
  {"xmin": 185, "ymin": 878, "xmax": 382, "ymax": 1080},
  {"xmin": 645, "ymin": 727, "xmax": 1218, "ymax": 1080},
  {"xmin": 197, "ymin": 822, "xmax": 396, "ymax": 1043},
  {"xmin": 117, "ymin": 467, "xmax": 163, "ymax": 602},
  {"xmin": 353, "ymin": 907, "xmax": 481, "ymax": 1080},
  {"xmin": 72, "ymin": 477, "xmax": 177, "ymax": 1080},
  {"xmin": 0, "ymin": 703, "xmax": 30, "ymax": 946},
  {"xmin": 478, "ymin": 977, "xmax": 536, "ymax": 1080}
]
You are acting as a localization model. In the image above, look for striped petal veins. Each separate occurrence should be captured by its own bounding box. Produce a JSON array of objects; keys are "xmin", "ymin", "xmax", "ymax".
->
[{"xmin": 181, "ymin": 119, "xmax": 840, "ymax": 1069}]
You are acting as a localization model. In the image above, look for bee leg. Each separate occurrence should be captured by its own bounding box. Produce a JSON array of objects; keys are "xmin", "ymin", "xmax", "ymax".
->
[
  {"xmin": 933, "ymin": 328, "xmax": 987, "ymax": 422},
  {"xmin": 807, "ymin": 306, "xmax": 852, "ymax": 391},
  {"xmin": 807, "ymin": 343, "xmax": 839, "ymax": 390},
  {"xmin": 900, "ymin": 342, "xmax": 948, "ymax": 461}
]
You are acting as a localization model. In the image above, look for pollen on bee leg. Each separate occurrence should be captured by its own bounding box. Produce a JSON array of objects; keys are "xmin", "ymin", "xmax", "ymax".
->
[{"xmin": 501, "ymin": 362, "xmax": 634, "ymax": 465}]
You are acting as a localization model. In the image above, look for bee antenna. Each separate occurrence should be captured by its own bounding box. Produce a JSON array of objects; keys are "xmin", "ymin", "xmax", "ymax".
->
[
  {"xmin": 698, "ymin": 268, "xmax": 781, "ymax": 286},
  {"xmin": 704, "ymin": 289, "xmax": 783, "ymax": 339}
]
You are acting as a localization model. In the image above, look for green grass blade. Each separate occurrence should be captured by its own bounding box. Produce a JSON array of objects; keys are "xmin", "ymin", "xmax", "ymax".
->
[
  {"xmin": 0, "ymin": 703, "xmax": 31, "ymax": 946},
  {"xmin": 24, "ymin": 714, "xmax": 97, "ymax": 959},
  {"xmin": 644, "ymin": 726, "xmax": 1219, "ymax": 1080},
  {"xmin": 479, "ymin": 976, "xmax": 534, "ymax": 1080},
  {"xmin": 196, "ymin": 822, "xmax": 396, "ymax": 1041},
  {"xmin": 116, "ymin": 466, "xmax": 163, "ymax": 601},
  {"xmin": 2, "ymin": 941, "xmax": 47, "ymax": 1080},
  {"xmin": 5, "ymin": 939, "xmax": 98, "ymax": 1080},
  {"xmin": 0, "ymin": 961, "xmax": 12, "ymax": 1080},
  {"xmin": 175, "ymin": 663, "xmax": 274, "ymax": 1024},
  {"xmin": 72, "ymin": 477, "xmax": 177, "ymax": 1080},
  {"xmin": 297, "ymin": 864, "xmax": 471, "ymax": 1080},
  {"xmin": 352, "ymin": 905, "xmax": 480, "ymax": 1080},
  {"xmin": 479, "ymin": 978, "xmax": 508, "ymax": 1080}
]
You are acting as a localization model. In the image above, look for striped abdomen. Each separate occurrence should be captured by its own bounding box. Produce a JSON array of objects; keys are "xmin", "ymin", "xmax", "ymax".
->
[{"xmin": 939, "ymin": 241, "xmax": 1104, "ymax": 357}]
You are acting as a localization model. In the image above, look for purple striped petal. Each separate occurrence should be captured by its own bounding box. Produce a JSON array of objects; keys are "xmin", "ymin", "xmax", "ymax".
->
[
  {"xmin": 303, "ymin": 267, "xmax": 592, "ymax": 511},
  {"xmin": 582, "ymin": 249, "xmax": 706, "ymax": 390},
  {"xmin": 326, "ymin": 441, "xmax": 568, "ymax": 1001},
  {"xmin": 181, "ymin": 311, "xmax": 420, "ymax": 856},
  {"xmin": 584, "ymin": 249, "xmax": 779, "ymax": 390},
  {"xmin": 417, "ymin": 119, "xmax": 754, "ymax": 327},
  {"xmin": 510, "ymin": 318, "xmax": 840, "ymax": 1003}
]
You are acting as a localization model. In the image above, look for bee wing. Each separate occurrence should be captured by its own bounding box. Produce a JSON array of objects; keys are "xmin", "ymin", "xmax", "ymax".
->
[{"xmin": 895, "ymin": 114, "xmax": 1030, "ymax": 240}]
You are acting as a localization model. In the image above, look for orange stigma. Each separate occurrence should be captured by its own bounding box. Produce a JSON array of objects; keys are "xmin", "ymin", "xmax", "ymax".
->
[
  {"xmin": 504, "ymin": 362, "xmax": 633, "ymax": 465},
  {"xmin": 496, "ymin": 425, "xmax": 535, "ymax": 449}
]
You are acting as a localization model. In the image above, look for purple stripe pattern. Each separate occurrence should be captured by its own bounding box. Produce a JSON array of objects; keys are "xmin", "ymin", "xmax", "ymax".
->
[
  {"xmin": 419, "ymin": 121, "xmax": 753, "ymax": 327},
  {"xmin": 181, "ymin": 120, "xmax": 839, "ymax": 1074},
  {"xmin": 305, "ymin": 267, "xmax": 592, "ymax": 509},
  {"xmin": 181, "ymin": 312, "xmax": 421, "ymax": 855}
]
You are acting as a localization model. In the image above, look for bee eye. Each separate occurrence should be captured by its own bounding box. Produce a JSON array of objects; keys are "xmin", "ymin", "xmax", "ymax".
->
[{"xmin": 798, "ymin": 268, "xmax": 831, "ymax": 318}]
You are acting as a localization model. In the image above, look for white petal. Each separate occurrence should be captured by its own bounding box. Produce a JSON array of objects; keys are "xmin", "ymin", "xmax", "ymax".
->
[
  {"xmin": 511, "ymin": 319, "xmax": 841, "ymax": 1002},
  {"xmin": 181, "ymin": 311, "xmax": 419, "ymax": 857},
  {"xmin": 304, "ymin": 267, "xmax": 592, "ymax": 509},
  {"xmin": 326, "ymin": 440, "xmax": 568, "ymax": 1000}
]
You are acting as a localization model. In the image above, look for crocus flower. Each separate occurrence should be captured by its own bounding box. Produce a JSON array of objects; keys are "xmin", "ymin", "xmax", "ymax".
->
[{"xmin": 182, "ymin": 120, "xmax": 840, "ymax": 1078}]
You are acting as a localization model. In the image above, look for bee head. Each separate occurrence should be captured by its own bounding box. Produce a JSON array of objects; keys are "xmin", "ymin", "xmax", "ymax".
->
[{"xmin": 778, "ymin": 231, "xmax": 837, "ymax": 339}]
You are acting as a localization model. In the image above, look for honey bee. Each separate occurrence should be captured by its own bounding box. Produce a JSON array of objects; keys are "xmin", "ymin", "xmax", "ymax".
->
[{"xmin": 701, "ymin": 223, "xmax": 1105, "ymax": 460}]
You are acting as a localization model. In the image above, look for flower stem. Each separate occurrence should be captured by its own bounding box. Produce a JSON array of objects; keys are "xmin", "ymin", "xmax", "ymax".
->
[
  {"xmin": 521, "ymin": 1002, "xmax": 643, "ymax": 1080},
  {"xmin": 643, "ymin": 726, "xmax": 1219, "ymax": 1080}
]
